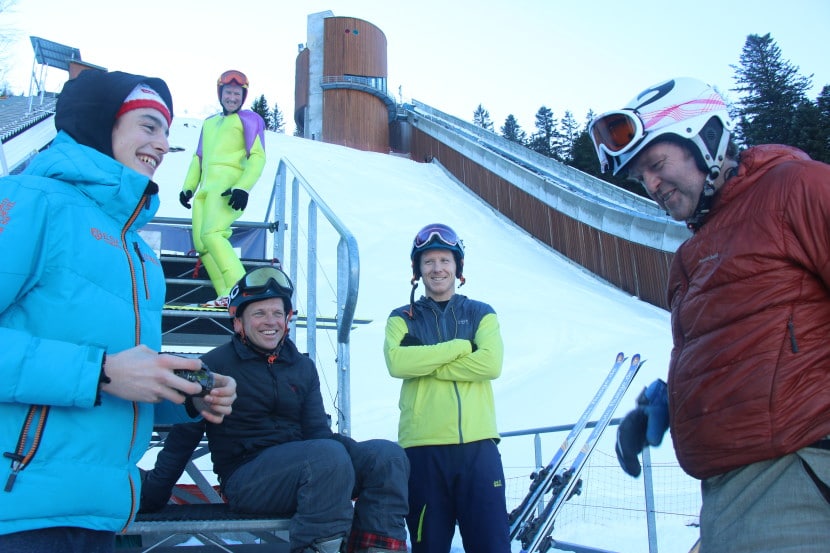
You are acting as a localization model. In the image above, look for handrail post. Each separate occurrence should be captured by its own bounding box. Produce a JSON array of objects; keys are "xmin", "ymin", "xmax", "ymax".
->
[
  {"xmin": 534, "ymin": 432, "xmax": 543, "ymax": 517},
  {"xmin": 289, "ymin": 176, "xmax": 300, "ymax": 302},
  {"xmin": 306, "ymin": 203, "xmax": 318, "ymax": 362},
  {"xmin": 272, "ymin": 163, "xmax": 287, "ymax": 263},
  {"xmin": 643, "ymin": 446, "xmax": 659, "ymax": 553},
  {"xmin": 337, "ymin": 238, "xmax": 352, "ymax": 436}
]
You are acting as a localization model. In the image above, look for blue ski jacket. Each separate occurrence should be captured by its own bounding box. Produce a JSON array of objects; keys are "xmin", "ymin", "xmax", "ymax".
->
[{"xmin": 0, "ymin": 132, "xmax": 186, "ymax": 535}]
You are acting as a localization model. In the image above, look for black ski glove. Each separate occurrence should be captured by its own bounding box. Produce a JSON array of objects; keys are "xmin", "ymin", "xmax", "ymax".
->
[
  {"xmin": 222, "ymin": 188, "xmax": 249, "ymax": 211},
  {"xmin": 400, "ymin": 333, "xmax": 423, "ymax": 346},
  {"xmin": 179, "ymin": 190, "xmax": 193, "ymax": 209},
  {"xmin": 615, "ymin": 379, "xmax": 669, "ymax": 477}
]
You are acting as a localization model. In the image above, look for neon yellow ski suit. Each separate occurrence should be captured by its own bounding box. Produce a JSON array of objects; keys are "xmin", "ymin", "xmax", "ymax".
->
[{"xmin": 182, "ymin": 110, "xmax": 266, "ymax": 296}]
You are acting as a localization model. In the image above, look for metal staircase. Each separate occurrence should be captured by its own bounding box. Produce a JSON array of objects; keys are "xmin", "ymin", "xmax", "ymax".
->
[
  {"xmin": 148, "ymin": 156, "xmax": 366, "ymax": 436},
  {"xmin": 159, "ymin": 254, "xmax": 280, "ymax": 348},
  {"xmin": 159, "ymin": 253, "xmax": 370, "ymax": 348}
]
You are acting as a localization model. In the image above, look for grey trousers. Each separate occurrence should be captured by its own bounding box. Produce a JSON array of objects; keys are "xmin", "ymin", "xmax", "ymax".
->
[
  {"xmin": 222, "ymin": 438, "xmax": 409, "ymax": 552},
  {"xmin": 699, "ymin": 445, "xmax": 830, "ymax": 552}
]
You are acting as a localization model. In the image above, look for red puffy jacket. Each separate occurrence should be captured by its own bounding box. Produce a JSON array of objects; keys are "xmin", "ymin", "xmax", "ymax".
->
[{"xmin": 667, "ymin": 145, "xmax": 830, "ymax": 479}]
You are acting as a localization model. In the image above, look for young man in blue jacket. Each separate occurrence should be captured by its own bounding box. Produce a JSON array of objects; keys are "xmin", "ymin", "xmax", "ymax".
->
[
  {"xmin": 384, "ymin": 223, "xmax": 510, "ymax": 553},
  {"xmin": 0, "ymin": 70, "xmax": 237, "ymax": 553}
]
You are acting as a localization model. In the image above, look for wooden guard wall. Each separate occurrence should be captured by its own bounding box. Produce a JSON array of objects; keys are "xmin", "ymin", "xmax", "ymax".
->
[
  {"xmin": 294, "ymin": 48, "xmax": 309, "ymax": 133},
  {"xmin": 322, "ymin": 17, "xmax": 389, "ymax": 152},
  {"xmin": 409, "ymin": 128, "xmax": 675, "ymax": 311}
]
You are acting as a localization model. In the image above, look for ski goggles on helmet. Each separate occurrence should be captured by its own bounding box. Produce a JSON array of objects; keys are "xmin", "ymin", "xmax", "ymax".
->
[
  {"xmin": 238, "ymin": 266, "xmax": 293, "ymax": 296},
  {"xmin": 589, "ymin": 109, "xmax": 646, "ymax": 157},
  {"xmin": 217, "ymin": 70, "xmax": 249, "ymax": 88},
  {"xmin": 413, "ymin": 224, "xmax": 462, "ymax": 250}
]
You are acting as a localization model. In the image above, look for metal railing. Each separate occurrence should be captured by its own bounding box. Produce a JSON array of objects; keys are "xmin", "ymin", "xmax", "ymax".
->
[
  {"xmin": 270, "ymin": 157, "xmax": 360, "ymax": 437},
  {"xmin": 321, "ymin": 74, "xmax": 387, "ymax": 94},
  {"xmin": 501, "ymin": 420, "xmax": 662, "ymax": 553}
]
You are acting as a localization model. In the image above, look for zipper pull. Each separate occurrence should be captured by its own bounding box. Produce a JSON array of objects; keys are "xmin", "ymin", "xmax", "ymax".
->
[
  {"xmin": 133, "ymin": 241, "xmax": 145, "ymax": 262},
  {"xmin": 3, "ymin": 452, "xmax": 24, "ymax": 492},
  {"xmin": 4, "ymin": 470, "xmax": 18, "ymax": 492}
]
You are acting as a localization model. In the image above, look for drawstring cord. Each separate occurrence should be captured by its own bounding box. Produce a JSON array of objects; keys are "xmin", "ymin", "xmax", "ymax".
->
[{"xmin": 405, "ymin": 279, "xmax": 418, "ymax": 320}]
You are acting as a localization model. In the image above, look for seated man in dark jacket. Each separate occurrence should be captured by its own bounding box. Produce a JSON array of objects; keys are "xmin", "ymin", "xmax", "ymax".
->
[{"xmin": 140, "ymin": 266, "xmax": 409, "ymax": 553}]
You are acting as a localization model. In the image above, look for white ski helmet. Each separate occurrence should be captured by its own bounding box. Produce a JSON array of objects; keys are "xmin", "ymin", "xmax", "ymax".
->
[{"xmin": 590, "ymin": 77, "xmax": 734, "ymax": 179}]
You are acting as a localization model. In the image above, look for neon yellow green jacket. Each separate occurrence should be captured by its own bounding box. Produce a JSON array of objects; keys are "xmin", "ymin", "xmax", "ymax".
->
[
  {"xmin": 182, "ymin": 110, "xmax": 266, "ymax": 194},
  {"xmin": 384, "ymin": 294, "xmax": 504, "ymax": 448}
]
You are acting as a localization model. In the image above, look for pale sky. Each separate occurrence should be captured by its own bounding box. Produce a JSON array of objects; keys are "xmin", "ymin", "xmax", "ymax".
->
[{"xmin": 3, "ymin": 0, "xmax": 828, "ymax": 133}]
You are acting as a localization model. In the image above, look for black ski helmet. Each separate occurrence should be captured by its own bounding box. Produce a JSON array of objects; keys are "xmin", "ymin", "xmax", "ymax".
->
[
  {"xmin": 410, "ymin": 223, "xmax": 465, "ymax": 281},
  {"xmin": 228, "ymin": 266, "xmax": 293, "ymax": 318}
]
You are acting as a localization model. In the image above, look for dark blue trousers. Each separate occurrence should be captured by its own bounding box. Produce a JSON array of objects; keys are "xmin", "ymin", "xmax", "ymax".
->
[
  {"xmin": 0, "ymin": 527, "xmax": 114, "ymax": 552},
  {"xmin": 406, "ymin": 439, "xmax": 510, "ymax": 553}
]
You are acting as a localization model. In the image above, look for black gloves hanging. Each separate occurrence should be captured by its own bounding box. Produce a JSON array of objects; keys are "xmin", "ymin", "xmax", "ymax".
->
[
  {"xmin": 222, "ymin": 188, "xmax": 249, "ymax": 211},
  {"xmin": 179, "ymin": 190, "xmax": 193, "ymax": 209}
]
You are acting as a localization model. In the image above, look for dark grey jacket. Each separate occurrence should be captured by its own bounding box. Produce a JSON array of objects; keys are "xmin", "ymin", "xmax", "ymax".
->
[{"xmin": 203, "ymin": 335, "xmax": 332, "ymax": 483}]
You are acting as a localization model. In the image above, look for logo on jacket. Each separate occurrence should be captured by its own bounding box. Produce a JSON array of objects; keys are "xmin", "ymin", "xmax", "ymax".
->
[
  {"xmin": 91, "ymin": 227, "xmax": 120, "ymax": 248},
  {"xmin": 0, "ymin": 198, "xmax": 14, "ymax": 234}
]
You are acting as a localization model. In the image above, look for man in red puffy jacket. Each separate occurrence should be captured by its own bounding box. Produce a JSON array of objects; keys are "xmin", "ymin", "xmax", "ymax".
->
[{"xmin": 590, "ymin": 77, "xmax": 830, "ymax": 552}]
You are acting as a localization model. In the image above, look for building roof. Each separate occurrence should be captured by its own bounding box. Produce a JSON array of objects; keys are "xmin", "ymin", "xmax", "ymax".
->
[{"xmin": 0, "ymin": 94, "xmax": 58, "ymax": 143}]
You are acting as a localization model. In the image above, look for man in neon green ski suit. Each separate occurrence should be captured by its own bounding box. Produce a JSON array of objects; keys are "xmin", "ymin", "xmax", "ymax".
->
[{"xmin": 180, "ymin": 69, "xmax": 266, "ymax": 307}]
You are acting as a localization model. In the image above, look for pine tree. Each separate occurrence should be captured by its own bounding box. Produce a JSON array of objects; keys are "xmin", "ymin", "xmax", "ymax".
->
[
  {"xmin": 557, "ymin": 110, "xmax": 579, "ymax": 163},
  {"xmin": 818, "ymin": 85, "xmax": 830, "ymax": 162},
  {"xmin": 527, "ymin": 106, "xmax": 558, "ymax": 158},
  {"xmin": 271, "ymin": 102, "xmax": 285, "ymax": 133},
  {"xmin": 731, "ymin": 33, "xmax": 812, "ymax": 146},
  {"xmin": 500, "ymin": 114, "xmax": 526, "ymax": 144},
  {"xmin": 568, "ymin": 111, "xmax": 601, "ymax": 175},
  {"xmin": 472, "ymin": 104, "xmax": 494, "ymax": 131},
  {"xmin": 790, "ymin": 96, "xmax": 830, "ymax": 163},
  {"xmin": 250, "ymin": 94, "xmax": 273, "ymax": 130}
]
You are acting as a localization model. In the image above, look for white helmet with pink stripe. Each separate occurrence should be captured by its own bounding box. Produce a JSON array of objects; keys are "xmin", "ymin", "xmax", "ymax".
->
[{"xmin": 590, "ymin": 77, "xmax": 735, "ymax": 180}]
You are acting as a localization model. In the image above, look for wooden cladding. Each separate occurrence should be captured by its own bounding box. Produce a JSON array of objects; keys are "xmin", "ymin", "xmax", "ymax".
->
[
  {"xmin": 323, "ymin": 89, "xmax": 389, "ymax": 153},
  {"xmin": 323, "ymin": 17, "xmax": 387, "ymax": 77},
  {"xmin": 294, "ymin": 48, "xmax": 310, "ymax": 131},
  {"xmin": 410, "ymin": 128, "xmax": 674, "ymax": 310},
  {"xmin": 316, "ymin": 16, "xmax": 390, "ymax": 153}
]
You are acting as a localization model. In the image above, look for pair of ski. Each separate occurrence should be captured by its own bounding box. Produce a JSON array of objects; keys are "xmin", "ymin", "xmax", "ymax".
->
[{"xmin": 508, "ymin": 352, "xmax": 645, "ymax": 553}]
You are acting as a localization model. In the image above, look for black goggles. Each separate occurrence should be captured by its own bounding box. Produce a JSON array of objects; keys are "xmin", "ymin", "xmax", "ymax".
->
[
  {"xmin": 414, "ymin": 224, "xmax": 461, "ymax": 249},
  {"xmin": 218, "ymin": 70, "xmax": 249, "ymax": 89},
  {"xmin": 589, "ymin": 109, "xmax": 646, "ymax": 156},
  {"xmin": 240, "ymin": 266, "xmax": 293, "ymax": 296}
]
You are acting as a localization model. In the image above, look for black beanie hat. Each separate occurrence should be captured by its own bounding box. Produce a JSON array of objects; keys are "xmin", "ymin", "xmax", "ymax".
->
[{"xmin": 55, "ymin": 70, "xmax": 174, "ymax": 158}]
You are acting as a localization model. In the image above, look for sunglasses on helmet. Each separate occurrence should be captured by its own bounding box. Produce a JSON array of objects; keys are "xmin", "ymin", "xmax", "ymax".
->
[
  {"xmin": 218, "ymin": 70, "xmax": 249, "ymax": 89},
  {"xmin": 240, "ymin": 266, "xmax": 293, "ymax": 296},
  {"xmin": 589, "ymin": 110, "xmax": 646, "ymax": 157},
  {"xmin": 413, "ymin": 224, "xmax": 462, "ymax": 249}
]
